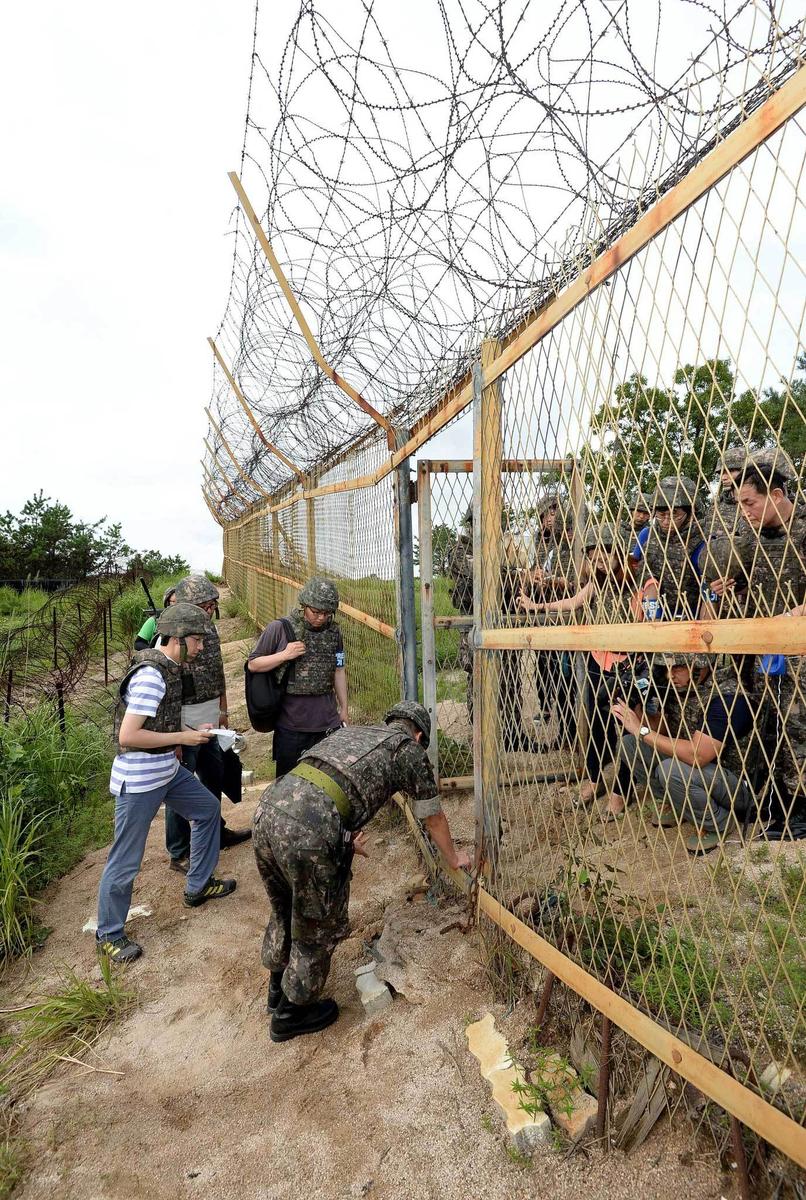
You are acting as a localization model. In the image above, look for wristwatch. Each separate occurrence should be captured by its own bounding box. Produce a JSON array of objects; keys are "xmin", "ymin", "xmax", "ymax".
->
[{"xmin": 638, "ymin": 725, "xmax": 650, "ymax": 738}]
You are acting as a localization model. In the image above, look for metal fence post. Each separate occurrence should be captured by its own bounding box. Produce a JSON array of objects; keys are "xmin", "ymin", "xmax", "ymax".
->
[
  {"xmin": 417, "ymin": 461, "xmax": 439, "ymax": 777},
  {"xmin": 472, "ymin": 340, "xmax": 503, "ymax": 872},
  {"xmin": 393, "ymin": 430, "xmax": 419, "ymax": 702}
]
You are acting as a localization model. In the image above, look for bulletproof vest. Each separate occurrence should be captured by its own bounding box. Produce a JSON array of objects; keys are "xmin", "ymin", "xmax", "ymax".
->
[
  {"xmin": 448, "ymin": 536, "xmax": 474, "ymax": 614},
  {"xmin": 665, "ymin": 674, "xmax": 749, "ymax": 778},
  {"xmin": 740, "ymin": 504, "xmax": 806, "ymax": 617},
  {"xmin": 583, "ymin": 574, "xmax": 634, "ymax": 625},
  {"xmin": 285, "ymin": 609, "xmax": 341, "ymax": 696},
  {"xmin": 644, "ymin": 516, "xmax": 704, "ymax": 618},
  {"xmin": 114, "ymin": 649, "xmax": 183, "ymax": 753},
  {"xmin": 303, "ymin": 724, "xmax": 413, "ymax": 828},
  {"xmin": 182, "ymin": 622, "xmax": 225, "ymax": 704}
]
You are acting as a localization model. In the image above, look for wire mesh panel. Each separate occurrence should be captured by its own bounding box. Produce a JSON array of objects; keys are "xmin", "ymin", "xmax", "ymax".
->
[{"xmin": 471, "ymin": 95, "xmax": 806, "ymax": 1185}]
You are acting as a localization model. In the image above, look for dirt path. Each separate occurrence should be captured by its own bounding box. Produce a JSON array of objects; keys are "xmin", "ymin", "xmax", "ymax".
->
[{"xmin": 6, "ymin": 610, "xmax": 730, "ymax": 1200}]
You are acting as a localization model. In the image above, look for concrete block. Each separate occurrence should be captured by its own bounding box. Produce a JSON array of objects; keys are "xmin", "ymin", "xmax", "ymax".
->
[
  {"xmin": 541, "ymin": 1052, "xmax": 599, "ymax": 1140},
  {"xmin": 241, "ymin": 769, "xmax": 255, "ymax": 785},
  {"xmin": 760, "ymin": 1061, "xmax": 792, "ymax": 1095},
  {"xmin": 356, "ymin": 970, "xmax": 393, "ymax": 1017},
  {"xmin": 466, "ymin": 1014, "xmax": 551, "ymax": 1156}
]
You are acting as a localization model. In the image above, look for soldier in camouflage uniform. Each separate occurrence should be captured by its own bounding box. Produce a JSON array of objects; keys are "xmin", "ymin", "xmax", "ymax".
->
[
  {"xmin": 248, "ymin": 577, "xmax": 348, "ymax": 778},
  {"xmin": 733, "ymin": 448, "xmax": 806, "ymax": 830},
  {"xmin": 95, "ymin": 604, "xmax": 236, "ymax": 964},
  {"xmin": 252, "ymin": 702, "xmax": 471, "ymax": 1041},
  {"xmin": 165, "ymin": 576, "xmax": 249, "ymax": 871},
  {"xmin": 699, "ymin": 446, "xmax": 755, "ymax": 616},
  {"xmin": 640, "ymin": 476, "xmax": 706, "ymax": 620},
  {"xmin": 608, "ymin": 651, "xmax": 755, "ymax": 852},
  {"xmin": 447, "ymin": 506, "xmax": 475, "ymax": 717}
]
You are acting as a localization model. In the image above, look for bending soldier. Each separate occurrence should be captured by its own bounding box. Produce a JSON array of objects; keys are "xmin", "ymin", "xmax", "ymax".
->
[{"xmin": 252, "ymin": 701, "xmax": 471, "ymax": 1042}]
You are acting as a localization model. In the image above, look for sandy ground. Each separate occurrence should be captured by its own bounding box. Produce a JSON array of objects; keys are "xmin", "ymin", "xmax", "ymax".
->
[{"xmin": 4, "ymin": 610, "xmax": 734, "ymax": 1200}]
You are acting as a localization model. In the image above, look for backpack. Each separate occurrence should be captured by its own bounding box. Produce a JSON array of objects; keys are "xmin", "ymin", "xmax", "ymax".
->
[{"xmin": 243, "ymin": 618, "xmax": 297, "ymax": 733}]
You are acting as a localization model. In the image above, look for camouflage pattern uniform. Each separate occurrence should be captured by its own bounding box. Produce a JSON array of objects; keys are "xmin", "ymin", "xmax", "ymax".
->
[
  {"xmin": 448, "ymin": 512, "xmax": 474, "ymax": 715},
  {"xmin": 174, "ymin": 576, "xmax": 225, "ymax": 705},
  {"xmin": 252, "ymin": 720, "xmax": 441, "ymax": 1004},
  {"xmin": 699, "ymin": 447, "xmax": 754, "ymax": 601},
  {"xmin": 641, "ymin": 477, "xmax": 705, "ymax": 619},
  {"xmin": 734, "ymin": 449, "xmax": 806, "ymax": 811},
  {"xmin": 284, "ymin": 607, "xmax": 342, "ymax": 697}
]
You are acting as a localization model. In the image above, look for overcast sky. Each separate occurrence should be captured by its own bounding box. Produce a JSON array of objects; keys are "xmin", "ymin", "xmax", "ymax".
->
[{"xmin": 0, "ymin": 3, "xmax": 257, "ymax": 572}]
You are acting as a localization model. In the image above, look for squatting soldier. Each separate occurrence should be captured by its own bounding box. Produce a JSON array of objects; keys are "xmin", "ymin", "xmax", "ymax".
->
[
  {"xmin": 252, "ymin": 702, "xmax": 471, "ymax": 1042},
  {"xmin": 165, "ymin": 575, "xmax": 249, "ymax": 874},
  {"xmin": 95, "ymin": 603, "xmax": 236, "ymax": 964},
  {"xmin": 641, "ymin": 476, "xmax": 705, "ymax": 620},
  {"xmin": 248, "ymin": 577, "xmax": 348, "ymax": 777},
  {"xmin": 732, "ymin": 448, "xmax": 806, "ymax": 827}
]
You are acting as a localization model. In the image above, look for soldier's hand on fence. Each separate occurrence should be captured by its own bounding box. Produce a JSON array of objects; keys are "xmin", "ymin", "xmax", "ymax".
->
[
  {"xmin": 518, "ymin": 589, "xmax": 540, "ymax": 613},
  {"xmin": 611, "ymin": 698, "xmax": 641, "ymax": 736},
  {"xmin": 283, "ymin": 640, "xmax": 307, "ymax": 661},
  {"xmin": 352, "ymin": 831, "xmax": 370, "ymax": 857},
  {"xmin": 709, "ymin": 576, "xmax": 735, "ymax": 596}
]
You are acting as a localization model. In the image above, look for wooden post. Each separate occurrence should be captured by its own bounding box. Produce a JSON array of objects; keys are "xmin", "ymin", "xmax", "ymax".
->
[
  {"xmin": 417, "ymin": 461, "xmax": 439, "ymax": 779},
  {"xmin": 205, "ymin": 408, "xmax": 271, "ymax": 499},
  {"xmin": 473, "ymin": 340, "xmax": 503, "ymax": 873},
  {"xmin": 228, "ymin": 173, "xmax": 396, "ymax": 448},
  {"xmin": 52, "ymin": 608, "xmax": 58, "ymax": 670},
  {"xmin": 207, "ymin": 338, "xmax": 306, "ymax": 481}
]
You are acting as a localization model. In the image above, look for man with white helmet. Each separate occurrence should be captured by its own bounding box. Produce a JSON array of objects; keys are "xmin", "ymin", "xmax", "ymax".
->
[{"xmin": 95, "ymin": 602, "xmax": 236, "ymax": 964}]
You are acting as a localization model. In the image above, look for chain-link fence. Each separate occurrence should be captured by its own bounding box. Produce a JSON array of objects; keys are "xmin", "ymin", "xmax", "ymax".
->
[{"xmin": 210, "ymin": 6, "xmax": 806, "ymax": 1187}]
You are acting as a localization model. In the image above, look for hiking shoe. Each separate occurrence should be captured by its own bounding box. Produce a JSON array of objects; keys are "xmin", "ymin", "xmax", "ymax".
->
[
  {"xmin": 270, "ymin": 994, "xmax": 339, "ymax": 1043},
  {"xmin": 651, "ymin": 805, "xmax": 677, "ymax": 829},
  {"xmin": 267, "ymin": 970, "xmax": 284, "ymax": 1013},
  {"xmin": 96, "ymin": 934, "xmax": 142, "ymax": 964},
  {"xmin": 686, "ymin": 831, "xmax": 720, "ymax": 856},
  {"xmin": 169, "ymin": 856, "xmax": 189, "ymax": 875},
  {"xmin": 220, "ymin": 825, "xmax": 252, "ymax": 849},
  {"xmin": 183, "ymin": 876, "xmax": 237, "ymax": 907}
]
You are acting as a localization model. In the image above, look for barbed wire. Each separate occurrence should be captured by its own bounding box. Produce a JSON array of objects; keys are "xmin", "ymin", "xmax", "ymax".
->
[{"xmin": 204, "ymin": 0, "xmax": 805, "ymax": 505}]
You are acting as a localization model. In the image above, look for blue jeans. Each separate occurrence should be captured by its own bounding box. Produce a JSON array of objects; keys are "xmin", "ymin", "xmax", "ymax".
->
[
  {"xmin": 97, "ymin": 766, "xmax": 221, "ymax": 940},
  {"xmin": 165, "ymin": 740, "xmax": 225, "ymax": 860}
]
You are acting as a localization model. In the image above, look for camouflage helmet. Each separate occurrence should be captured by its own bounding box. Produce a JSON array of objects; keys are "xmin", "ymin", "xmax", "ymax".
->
[
  {"xmin": 536, "ymin": 490, "xmax": 560, "ymax": 516},
  {"xmin": 299, "ymin": 576, "xmax": 339, "ymax": 612},
  {"xmin": 653, "ymin": 476, "xmax": 698, "ymax": 511},
  {"xmin": 174, "ymin": 575, "xmax": 219, "ymax": 605},
  {"xmin": 748, "ymin": 445, "xmax": 797, "ymax": 485},
  {"xmin": 720, "ymin": 445, "xmax": 747, "ymax": 473},
  {"xmin": 633, "ymin": 492, "xmax": 653, "ymax": 514},
  {"xmin": 660, "ymin": 650, "xmax": 710, "ymax": 671},
  {"xmin": 156, "ymin": 602, "xmax": 212, "ymax": 640},
  {"xmin": 384, "ymin": 700, "xmax": 431, "ymax": 749},
  {"xmin": 461, "ymin": 503, "xmax": 474, "ymax": 529},
  {"xmin": 584, "ymin": 522, "xmax": 622, "ymax": 552},
  {"xmin": 162, "ymin": 585, "xmax": 177, "ymax": 606}
]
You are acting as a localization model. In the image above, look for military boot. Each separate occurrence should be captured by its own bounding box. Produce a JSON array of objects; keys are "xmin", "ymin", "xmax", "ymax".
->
[
  {"xmin": 270, "ymin": 993, "xmax": 339, "ymax": 1043},
  {"xmin": 266, "ymin": 970, "xmax": 284, "ymax": 1012}
]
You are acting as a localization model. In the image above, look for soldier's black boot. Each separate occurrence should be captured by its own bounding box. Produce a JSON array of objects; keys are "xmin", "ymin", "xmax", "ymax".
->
[
  {"xmin": 266, "ymin": 971, "xmax": 284, "ymax": 1012},
  {"xmin": 270, "ymin": 993, "xmax": 339, "ymax": 1043}
]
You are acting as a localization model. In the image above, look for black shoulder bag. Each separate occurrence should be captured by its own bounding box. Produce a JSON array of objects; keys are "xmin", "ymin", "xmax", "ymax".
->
[{"xmin": 244, "ymin": 618, "xmax": 297, "ymax": 733}]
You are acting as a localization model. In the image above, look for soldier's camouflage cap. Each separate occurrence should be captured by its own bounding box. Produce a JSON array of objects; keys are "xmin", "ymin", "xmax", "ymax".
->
[
  {"xmin": 652, "ymin": 476, "xmax": 698, "ymax": 510},
  {"xmin": 720, "ymin": 446, "xmax": 748, "ymax": 472},
  {"xmin": 299, "ymin": 576, "xmax": 340, "ymax": 612},
  {"xmin": 748, "ymin": 445, "xmax": 796, "ymax": 484},
  {"xmin": 175, "ymin": 575, "xmax": 220, "ymax": 605},
  {"xmin": 660, "ymin": 650, "xmax": 710, "ymax": 670},
  {"xmin": 584, "ymin": 522, "xmax": 622, "ymax": 551},
  {"xmin": 384, "ymin": 700, "xmax": 431, "ymax": 748},
  {"xmin": 157, "ymin": 602, "xmax": 212, "ymax": 639}
]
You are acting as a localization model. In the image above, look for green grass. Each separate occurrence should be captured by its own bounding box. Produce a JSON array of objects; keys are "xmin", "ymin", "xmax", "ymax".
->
[
  {"xmin": 0, "ymin": 959, "xmax": 135, "ymax": 1101},
  {"xmin": 746, "ymin": 858, "xmax": 806, "ymax": 1060},
  {"xmin": 0, "ymin": 1123, "xmax": 25, "ymax": 1200},
  {"xmin": 0, "ymin": 705, "xmax": 114, "ymax": 963}
]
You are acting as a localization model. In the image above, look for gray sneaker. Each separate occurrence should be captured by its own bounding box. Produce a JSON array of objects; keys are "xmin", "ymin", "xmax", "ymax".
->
[{"xmin": 96, "ymin": 934, "xmax": 143, "ymax": 964}]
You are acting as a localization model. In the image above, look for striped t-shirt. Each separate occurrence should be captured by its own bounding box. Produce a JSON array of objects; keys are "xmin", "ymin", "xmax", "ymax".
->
[{"xmin": 110, "ymin": 663, "xmax": 179, "ymax": 796}]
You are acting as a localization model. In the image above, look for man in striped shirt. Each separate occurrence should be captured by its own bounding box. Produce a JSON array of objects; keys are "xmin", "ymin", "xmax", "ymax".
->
[{"xmin": 96, "ymin": 602, "xmax": 236, "ymax": 964}]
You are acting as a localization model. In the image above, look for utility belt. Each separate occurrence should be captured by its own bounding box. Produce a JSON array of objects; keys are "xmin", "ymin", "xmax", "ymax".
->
[{"xmin": 290, "ymin": 762, "xmax": 351, "ymax": 822}]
